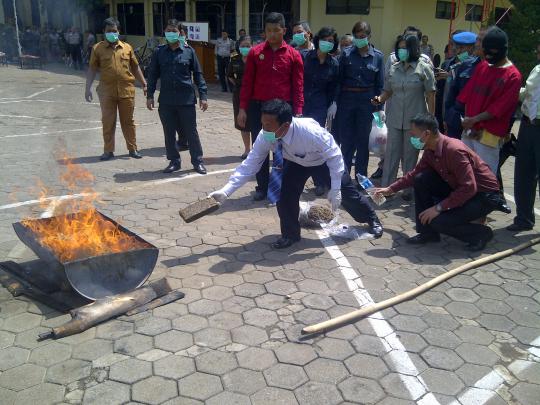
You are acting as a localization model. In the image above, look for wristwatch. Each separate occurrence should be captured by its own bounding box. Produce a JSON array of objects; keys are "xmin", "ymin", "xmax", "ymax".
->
[{"xmin": 435, "ymin": 203, "xmax": 442, "ymax": 212}]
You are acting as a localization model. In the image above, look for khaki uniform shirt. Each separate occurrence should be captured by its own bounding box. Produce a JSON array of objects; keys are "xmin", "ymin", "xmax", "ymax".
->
[
  {"xmin": 89, "ymin": 40, "xmax": 138, "ymax": 98},
  {"xmin": 384, "ymin": 60, "xmax": 436, "ymax": 130}
]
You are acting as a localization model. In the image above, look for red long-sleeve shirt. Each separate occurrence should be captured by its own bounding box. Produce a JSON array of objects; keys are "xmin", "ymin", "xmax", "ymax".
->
[
  {"xmin": 389, "ymin": 135, "xmax": 499, "ymax": 211},
  {"xmin": 239, "ymin": 40, "xmax": 304, "ymax": 115},
  {"xmin": 457, "ymin": 60, "xmax": 521, "ymax": 137}
]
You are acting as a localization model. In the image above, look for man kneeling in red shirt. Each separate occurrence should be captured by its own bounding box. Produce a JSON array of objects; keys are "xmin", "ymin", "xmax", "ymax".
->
[{"xmin": 374, "ymin": 113, "xmax": 508, "ymax": 252}]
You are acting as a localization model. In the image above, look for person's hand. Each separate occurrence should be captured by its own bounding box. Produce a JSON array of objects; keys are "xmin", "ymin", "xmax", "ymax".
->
[
  {"xmin": 372, "ymin": 187, "xmax": 394, "ymax": 197},
  {"xmin": 142, "ymin": 83, "xmax": 148, "ymax": 97},
  {"xmin": 200, "ymin": 99, "xmax": 208, "ymax": 111},
  {"xmin": 371, "ymin": 95, "xmax": 382, "ymax": 106},
  {"xmin": 209, "ymin": 189, "xmax": 228, "ymax": 204},
  {"xmin": 435, "ymin": 70, "xmax": 448, "ymax": 80},
  {"xmin": 419, "ymin": 206, "xmax": 440, "ymax": 225},
  {"xmin": 146, "ymin": 98, "xmax": 154, "ymax": 111},
  {"xmin": 461, "ymin": 116, "xmax": 477, "ymax": 129},
  {"xmin": 85, "ymin": 89, "xmax": 92, "ymax": 102},
  {"xmin": 326, "ymin": 102, "xmax": 337, "ymax": 121},
  {"xmin": 327, "ymin": 189, "xmax": 342, "ymax": 212},
  {"xmin": 237, "ymin": 109, "xmax": 247, "ymax": 128}
]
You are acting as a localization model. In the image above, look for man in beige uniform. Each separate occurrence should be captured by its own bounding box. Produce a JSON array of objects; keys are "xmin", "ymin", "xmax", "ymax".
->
[{"xmin": 85, "ymin": 17, "xmax": 147, "ymax": 161}]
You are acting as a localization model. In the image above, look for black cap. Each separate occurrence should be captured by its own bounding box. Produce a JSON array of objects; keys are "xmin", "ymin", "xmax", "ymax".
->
[{"xmin": 482, "ymin": 27, "xmax": 508, "ymax": 50}]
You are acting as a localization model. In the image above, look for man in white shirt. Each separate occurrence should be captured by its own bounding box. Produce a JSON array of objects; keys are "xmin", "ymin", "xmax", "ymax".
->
[
  {"xmin": 210, "ymin": 99, "xmax": 383, "ymax": 249},
  {"xmin": 215, "ymin": 30, "xmax": 234, "ymax": 92}
]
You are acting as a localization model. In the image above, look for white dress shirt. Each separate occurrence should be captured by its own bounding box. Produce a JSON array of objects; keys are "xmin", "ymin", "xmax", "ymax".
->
[
  {"xmin": 222, "ymin": 117, "xmax": 345, "ymax": 196},
  {"xmin": 520, "ymin": 64, "xmax": 540, "ymax": 120}
]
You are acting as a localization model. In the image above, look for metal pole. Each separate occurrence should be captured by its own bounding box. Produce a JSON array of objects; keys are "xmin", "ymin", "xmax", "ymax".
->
[{"xmin": 13, "ymin": 0, "xmax": 22, "ymax": 57}]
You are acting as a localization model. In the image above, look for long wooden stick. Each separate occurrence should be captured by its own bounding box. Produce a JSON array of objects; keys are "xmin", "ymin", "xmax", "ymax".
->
[{"xmin": 302, "ymin": 236, "xmax": 540, "ymax": 335}]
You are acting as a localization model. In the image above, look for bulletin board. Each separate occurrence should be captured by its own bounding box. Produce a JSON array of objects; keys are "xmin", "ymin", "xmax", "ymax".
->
[{"xmin": 182, "ymin": 22, "xmax": 209, "ymax": 42}]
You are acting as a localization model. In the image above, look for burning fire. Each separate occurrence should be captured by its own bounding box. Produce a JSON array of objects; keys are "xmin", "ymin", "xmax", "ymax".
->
[{"xmin": 21, "ymin": 156, "xmax": 145, "ymax": 262}]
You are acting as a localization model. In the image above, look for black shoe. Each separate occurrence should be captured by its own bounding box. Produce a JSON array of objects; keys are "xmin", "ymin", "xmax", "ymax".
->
[
  {"xmin": 176, "ymin": 141, "xmax": 189, "ymax": 151},
  {"xmin": 406, "ymin": 233, "xmax": 441, "ymax": 245},
  {"xmin": 241, "ymin": 153, "xmax": 249, "ymax": 160},
  {"xmin": 371, "ymin": 167, "xmax": 383, "ymax": 179},
  {"xmin": 129, "ymin": 150, "xmax": 142, "ymax": 159},
  {"xmin": 194, "ymin": 163, "xmax": 207, "ymax": 174},
  {"xmin": 163, "ymin": 160, "xmax": 181, "ymax": 173},
  {"xmin": 506, "ymin": 223, "xmax": 533, "ymax": 232},
  {"xmin": 368, "ymin": 217, "xmax": 384, "ymax": 238},
  {"xmin": 314, "ymin": 185, "xmax": 326, "ymax": 196},
  {"xmin": 253, "ymin": 190, "xmax": 267, "ymax": 201},
  {"xmin": 271, "ymin": 237, "xmax": 300, "ymax": 249},
  {"xmin": 498, "ymin": 202, "xmax": 512, "ymax": 214},
  {"xmin": 100, "ymin": 152, "xmax": 114, "ymax": 161}
]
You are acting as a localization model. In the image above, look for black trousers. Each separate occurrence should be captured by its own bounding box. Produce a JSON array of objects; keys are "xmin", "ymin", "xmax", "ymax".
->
[
  {"xmin": 158, "ymin": 105, "xmax": 203, "ymax": 165},
  {"xmin": 248, "ymin": 100, "xmax": 270, "ymax": 193},
  {"xmin": 69, "ymin": 44, "xmax": 82, "ymax": 70},
  {"xmin": 414, "ymin": 170, "xmax": 494, "ymax": 244},
  {"xmin": 513, "ymin": 117, "xmax": 540, "ymax": 228},
  {"xmin": 277, "ymin": 160, "xmax": 376, "ymax": 240},
  {"xmin": 217, "ymin": 56, "xmax": 231, "ymax": 92}
]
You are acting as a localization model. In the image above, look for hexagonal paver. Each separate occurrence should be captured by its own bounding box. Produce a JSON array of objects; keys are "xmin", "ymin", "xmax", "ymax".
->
[
  {"xmin": 386, "ymin": 331, "xmax": 428, "ymax": 353},
  {"xmin": 95, "ymin": 320, "xmax": 133, "ymax": 339},
  {"xmin": 72, "ymin": 338, "xmax": 113, "ymax": 361},
  {"xmin": 194, "ymin": 328, "xmax": 232, "ymax": 349},
  {"xmin": 135, "ymin": 316, "xmax": 172, "ymax": 336},
  {"xmin": 422, "ymin": 328, "xmax": 461, "ymax": 349},
  {"xmin": 446, "ymin": 287, "xmax": 480, "ymax": 302},
  {"xmin": 295, "ymin": 381, "xmax": 343, "ymax": 405},
  {"xmin": 109, "ymin": 358, "xmax": 152, "ymax": 384},
  {"xmin": 82, "ymin": 381, "xmax": 130, "ymax": 405},
  {"xmin": 236, "ymin": 347, "xmax": 276, "ymax": 371},
  {"xmin": 173, "ymin": 314, "xmax": 209, "ymax": 332},
  {"xmin": 195, "ymin": 350, "xmax": 238, "ymax": 375},
  {"xmin": 302, "ymin": 294, "xmax": 335, "ymax": 310},
  {"xmin": 188, "ymin": 299, "xmax": 223, "ymax": 317},
  {"xmin": 454, "ymin": 325, "xmax": 494, "ymax": 345},
  {"xmin": 510, "ymin": 382, "xmax": 540, "ymax": 404},
  {"xmin": 421, "ymin": 347, "xmax": 464, "ymax": 371},
  {"xmin": 265, "ymin": 280, "xmax": 297, "ymax": 296},
  {"xmin": 255, "ymin": 294, "xmax": 288, "ymax": 310},
  {"xmin": 345, "ymin": 353, "xmax": 389, "ymax": 378},
  {"xmin": 15, "ymin": 383, "xmax": 64, "ymax": 404},
  {"xmin": 243, "ymin": 308, "xmax": 278, "ymax": 328},
  {"xmin": 231, "ymin": 325, "xmax": 268, "ymax": 346},
  {"xmin": 155, "ymin": 330, "xmax": 194, "ymax": 352},
  {"xmin": 114, "ymin": 333, "xmax": 153, "ymax": 356},
  {"xmin": 234, "ymin": 283, "xmax": 267, "ymax": 298},
  {"xmin": 202, "ymin": 286, "xmax": 234, "ymax": 301},
  {"xmin": 178, "ymin": 372, "xmax": 223, "ymax": 401},
  {"xmin": 152, "ymin": 302, "xmax": 188, "ymax": 319},
  {"xmin": 315, "ymin": 337, "xmax": 355, "ymax": 360},
  {"xmin": 208, "ymin": 311, "xmax": 243, "ymax": 330},
  {"xmin": 351, "ymin": 334, "xmax": 391, "ymax": 356},
  {"xmin": 0, "ymin": 331, "xmax": 15, "ymax": 349},
  {"xmin": 2, "ymin": 313, "xmax": 42, "ymax": 333},
  {"xmin": 456, "ymin": 363, "xmax": 495, "ymax": 387},
  {"xmin": 0, "ymin": 363, "xmax": 45, "ymax": 391},
  {"xmin": 207, "ymin": 391, "xmax": 250, "ymax": 405},
  {"xmin": 223, "ymin": 296, "xmax": 257, "ymax": 313},
  {"xmin": 305, "ymin": 358, "xmax": 350, "ymax": 384},
  {"xmin": 380, "ymin": 373, "xmax": 427, "ymax": 401},
  {"xmin": 509, "ymin": 360, "xmax": 540, "ymax": 384},
  {"xmin": 477, "ymin": 314, "xmax": 516, "ymax": 332},
  {"xmin": 222, "ymin": 368, "xmax": 266, "ymax": 395},
  {"xmin": 274, "ymin": 342, "xmax": 317, "ymax": 365},
  {"xmin": 0, "ymin": 346, "xmax": 29, "ymax": 371},
  {"xmin": 251, "ymin": 387, "xmax": 298, "ymax": 405},
  {"xmin": 446, "ymin": 301, "xmax": 482, "ymax": 319},
  {"xmin": 133, "ymin": 376, "xmax": 178, "ymax": 404},
  {"xmin": 295, "ymin": 308, "xmax": 329, "ymax": 325},
  {"xmin": 263, "ymin": 363, "xmax": 308, "ymax": 389},
  {"xmin": 29, "ymin": 342, "xmax": 71, "ymax": 368},
  {"xmin": 154, "ymin": 354, "xmax": 196, "ymax": 380},
  {"xmin": 46, "ymin": 359, "xmax": 91, "ymax": 385},
  {"xmin": 420, "ymin": 369, "xmax": 465, "ymax": 395},
  {"xmin": 389, "ymin": 315, "xmax": 428, "ymax": 333},
  {"xmin": 456, "ymin": 343, "xmax": 500, "ymax": 366},
  {"xmin": 338, "ymin": 376, "xmax": 385, "ymax": 404}
]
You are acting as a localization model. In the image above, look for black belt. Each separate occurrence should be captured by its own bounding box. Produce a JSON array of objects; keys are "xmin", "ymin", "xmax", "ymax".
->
[
  {"xmin": 342, "ymin": 86, "xmax": 373, "ymax": 93},
  {"xmin": 523, "ymin": 115, "xmax": 540, "ymax": 126}
]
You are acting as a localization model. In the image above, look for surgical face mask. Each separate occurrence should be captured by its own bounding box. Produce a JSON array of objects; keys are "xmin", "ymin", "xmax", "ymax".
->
[
  {"xmin": 239, "ymin": 47, "xmax": 250, "ymax": 56},
  {"xmin": 397, "ymin": 48, "xmax": 409, "ymax": 62},
  {"xmin": 105, "ymin": 32, "xmax": 119, "ymax": 43},
  {"xmin": 165, "ymin": 31, "xmax": 180, "ymax": 43},
  {"xmin": 410, "ymin": 136, "xmax": 425, "ymax": 150},
  {"xmin": 318, "ymin": 40, "xmax": 334, "ymax": 54},
  {"xmin": 353, "ymin": 37, "xmax": 369, "ymax": 49},
  {"xmin": 179, "ymin": 35, "xmax": 186, "ymax": 47},
  {"xmin": 262, "ymin": 124, "xmax": 284, "ymax": 142},
  {"xmin": 457, "ymin": 51, "xmax": 469, "ymax": 62},
  {"xmin": 293, "ymin": 33, "xmax": 306, "ymax": 46}
]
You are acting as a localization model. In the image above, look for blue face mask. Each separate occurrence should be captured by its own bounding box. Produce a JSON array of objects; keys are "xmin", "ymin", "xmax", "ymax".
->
[
  {"xmin": 165, "ymin": 31, "xmax": 180, "ymax": 43},
  {"xmin": 293, "ymin": 33, "xmax": 306, "ymax": 46},
  {"xmin": 318, "ymin": 40, "xmax": 334, "ymax": 54},
  {"xmin": 239, "ymin": 47, "xmax": 250, "ymax": 56},
  {"xmin": 353, "ymin": 37, "xmax": 369, "ymax": 49},
  {"xmin": 410, "ymin": 136, "xmax": 425, "ymax": 150},
  {"xmin": 398, "ymin": 48, "xmax": 409, "ymax": 62},
  {"xmin": 105, "ymin": 32, "xmax": 119, "ymax": 43}
]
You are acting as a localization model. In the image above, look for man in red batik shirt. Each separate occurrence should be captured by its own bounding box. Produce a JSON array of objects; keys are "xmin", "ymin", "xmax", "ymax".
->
[
  {"xmin": 374, "ymin": 113, "xmax": 509, "ymax": 252},
  {"xmin": 237, "ymin": 12, "xmax": 304, "ymax": 201},
  {"xmin": 458, "ymin": 26, "xmax": 521, "ymax": 175}
]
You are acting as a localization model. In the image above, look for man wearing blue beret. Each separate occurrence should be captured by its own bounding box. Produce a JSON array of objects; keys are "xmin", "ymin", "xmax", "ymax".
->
[{"xmin": 444, "ymin": 31, "xmax": 482, "ymax": 139}]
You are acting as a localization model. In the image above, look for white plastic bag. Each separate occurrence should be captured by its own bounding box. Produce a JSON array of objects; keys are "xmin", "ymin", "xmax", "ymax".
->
[{"xmin": 368, "ymin": 121, "xmax": 388, "ymax": 157}]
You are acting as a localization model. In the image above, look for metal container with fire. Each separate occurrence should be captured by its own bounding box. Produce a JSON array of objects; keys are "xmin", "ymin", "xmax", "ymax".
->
[{"xmin": 13, "ymin": 210, "xmax": 158, "ymax": 300}]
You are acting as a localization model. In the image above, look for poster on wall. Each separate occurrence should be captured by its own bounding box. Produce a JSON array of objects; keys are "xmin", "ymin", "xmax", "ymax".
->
[{"xmin": 182, "ymin": 22, "xmax": 209, "ymax": 42}]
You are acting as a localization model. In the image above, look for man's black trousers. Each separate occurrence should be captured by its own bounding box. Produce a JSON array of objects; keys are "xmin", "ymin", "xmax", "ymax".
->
[
  {"xmin": 158, "ymin": 105, "xmax": 203, "ymax": 166},
  {"xmin": 277, "ymin": 160, "xmax": 376, "ymax": 240},
  {"xmin": 248, "ymin": 100, "xmax": 269, "ymax": 194},
  {"xmin": 217, "ymin": 55, "xmax": 230, "ymax": 92},
  {"xmin": 413, "ymin": 169, "xmax": 494, "ymax": 243}
]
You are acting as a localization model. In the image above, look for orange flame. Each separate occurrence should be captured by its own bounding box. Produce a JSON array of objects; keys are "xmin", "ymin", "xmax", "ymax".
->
[{"xmin": 21, "ymin": 156, "xmax": 146, "ymax": 262}]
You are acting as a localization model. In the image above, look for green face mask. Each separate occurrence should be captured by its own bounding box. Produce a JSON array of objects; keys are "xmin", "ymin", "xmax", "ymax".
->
[
  {"xmin": 397, "ymin": 48, "xmax": 409, "ymax": 62},
  {"xmin": 239, "ymin": 47, "xmax": 250, "ymax": 56},
  {"xmin": 165, "ymin": 32, "xmax": 179, "ymax": 43},
  {"xmin": 262, "ymin": 130, "xmax": 277, "ymax": 143},
  {"xmin": 353, "ymin": 37, "xmax": 369, "ymax": 49},
  {"xmin": 457, "ymin": 51, "xmax": 469, "ymax": 62},
  {"xmin": 105, "ymin": 32, "xmax": 119, "ymax": 43},
  {"xmin": 293, "ymin": 33, "xmax": 306, "ymax": 46},
  {"xmin": 410, "ymin": 136, "xmax": 425, "ymax": 150},
  {"xmin": 318, "ymin": 40, "xmax": 334, "ymax": 54}
]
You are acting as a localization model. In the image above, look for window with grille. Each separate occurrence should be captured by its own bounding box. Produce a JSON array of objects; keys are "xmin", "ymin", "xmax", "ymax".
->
[
  {"xmin": 465, "ymin": 4, "xmax": 483, "ymax": 22},
  {"xmin": 326, "ymin": 0, "xmax": 370, "ymax": 15},
  {"xmin": 435, "ymin": 1, "xmax": 455, "ymax": 20},
  {"xmin": 117, "ymin": 3, "xmax": 146, "ymax": 36}
]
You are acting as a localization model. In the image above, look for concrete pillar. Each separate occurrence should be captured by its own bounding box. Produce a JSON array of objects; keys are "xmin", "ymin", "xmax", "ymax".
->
[
  {"xmin": 0, "ymin": 3, "xmax": 5, "ymax": 24},
  {"xmin": 38, "ymin": 0, "xmax": 47, "ymax": 28},
  {"xmin": 145, "ymin": 0, "xmax": 152, "ymax": 37}
]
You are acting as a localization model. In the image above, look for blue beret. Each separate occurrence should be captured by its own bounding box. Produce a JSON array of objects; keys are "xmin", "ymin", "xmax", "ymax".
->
[{"xmin": 452, "ymin": 31, "xmax": 477, "ymax": 45}]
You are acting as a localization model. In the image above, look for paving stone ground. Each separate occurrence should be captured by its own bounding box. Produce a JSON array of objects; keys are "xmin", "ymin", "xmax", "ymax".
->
[{"xmin": 0, "ymin": 65, "xmax": 539, "ymax": 404}]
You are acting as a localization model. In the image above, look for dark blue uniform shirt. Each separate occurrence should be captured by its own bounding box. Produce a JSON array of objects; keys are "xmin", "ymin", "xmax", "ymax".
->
[
  {"xmin": 147, "ymin": 44, "xmax": 208, "ymax": 106},
  {"xmin": 301, "ymin": 49, "xmax": 339, "ymax": 124},
  {"xmin": 337, "ymin": 45, "xmax": 384, "ymax": 95}
]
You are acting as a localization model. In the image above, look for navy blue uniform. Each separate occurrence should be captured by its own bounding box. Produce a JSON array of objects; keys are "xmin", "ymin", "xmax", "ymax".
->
[
  {"xmin": 337, "ymin": 45, "xmax": 384, "ymax": 177},
  {"xmin": 444, "ymin": 56, "xmax": 481, "ymax": 139}
]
